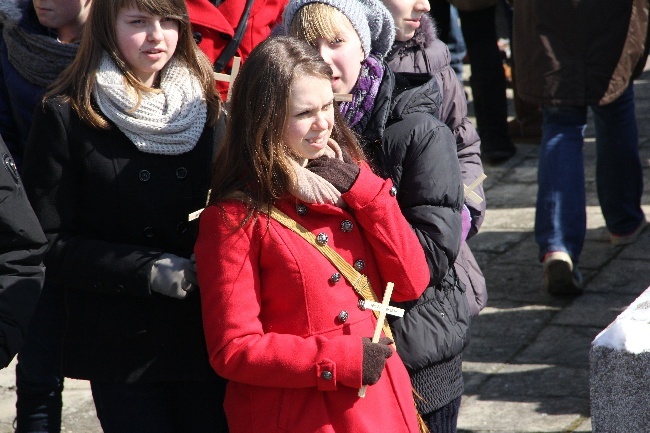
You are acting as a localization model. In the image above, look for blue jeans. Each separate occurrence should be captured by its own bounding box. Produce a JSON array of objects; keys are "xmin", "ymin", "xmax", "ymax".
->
[
  {"xmin": 91, "ymin": 380, "xmax": 228, "ymax": 433},
  {"xmin": 535, "ymin": 84, "xmax": 644, "ymax": 262},
  {"xmin": 448, "ymin": 6, "xmax": 466, "ymax": 83},
  {"xmin": 15, "ymin": 282, "xmax": 66, "ymax": 433}
]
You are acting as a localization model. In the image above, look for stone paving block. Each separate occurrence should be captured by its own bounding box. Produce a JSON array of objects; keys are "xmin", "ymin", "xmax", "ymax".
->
[
  {"xmin": 457, "ymin": 395, "xmax": 589, "ymax": 433},
  {"xmin": 465, "ymin": 306, "xmax": 558, "ymax": 364},
  {"xmin": 551, "ymin": 293, "xmax": 638, "ymax": 328},
  {"xmin": 513, "ymin": 325, "xmax": 602, "ymax": 368},
  {"xmin": 482, "ymin": 208, "xmax": 536, "ymax": 231},
  {"xmin": 586, "ymin": 258, "xmax": 650, "ymax": 295},
  {"xmin": 484, "ymin": 183, "xmax": 538, "ymax": 208},
  {"xmin": 467, "ymin": 230, "xmax": 530, "ymax": 254},
  {"xmin": 477, "ymin": 363, "xmax": 590, "ymax": 400}
]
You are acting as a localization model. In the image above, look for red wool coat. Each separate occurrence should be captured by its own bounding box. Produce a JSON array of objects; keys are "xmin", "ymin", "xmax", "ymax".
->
[
  {"xmin": 195, "ymin": 164, "xmax": 429, "ymax": 433},
  {"xmin": 186, "ymin": 0, "xmax": 287, "ymax": 99}
]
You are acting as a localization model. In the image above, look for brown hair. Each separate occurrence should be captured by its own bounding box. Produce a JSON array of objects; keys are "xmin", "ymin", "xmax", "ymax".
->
[
  {"xmin": 208, "ymin": 36, "xmax": 363, "ymax": 208},
  {"xmin": 45, "ymin": 0, "xmax": 220, "ymax": 128}
]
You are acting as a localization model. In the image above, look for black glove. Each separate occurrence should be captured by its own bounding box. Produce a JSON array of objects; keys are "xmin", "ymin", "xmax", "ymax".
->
[
  {"xmin": 361, "ymin": 337, "xmax": 393, "ymax": 385},
  {"xmin": 307, "ymin": 155, "xmax": 360, "ymax": 193}
]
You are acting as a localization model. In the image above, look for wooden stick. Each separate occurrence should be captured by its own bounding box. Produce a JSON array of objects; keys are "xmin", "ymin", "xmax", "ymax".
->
[{"xmin": 358, "ymin": 282, "xmax": 395, "ymax": 398}]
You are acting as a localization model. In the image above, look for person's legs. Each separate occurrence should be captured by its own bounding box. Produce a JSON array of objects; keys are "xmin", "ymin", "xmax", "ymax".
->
[
  {"xmin": 447, "ymin": 6, "xmax": 466, "ymax": 84},
  {"xmin": 15, "ymin": 282, "xmax": 66, "ymax": 433},
  {"xmin": 91, "ymin": 381, "xmax": 175, "ymax": 433},
  {"xmin": 422, "ymin": 396, "xmax": 461, "ymax": 433},
  {"xmin": 458, "ymin": 5, "xmax": 515, "ymax": 163},
  {"xmin": 171, "ymin": 379, "xmax": 228, "ymax": 432},
  {"xmin": 535, "ymin": 105, "xmax": 587, "ymax": 294},
  {"xmin": 592, "ymin": 84, "xmax": 646, "ymax": 241},
  {"xmin": 91, "ymin": 379, "xmax": 228, "ymax": 433}
]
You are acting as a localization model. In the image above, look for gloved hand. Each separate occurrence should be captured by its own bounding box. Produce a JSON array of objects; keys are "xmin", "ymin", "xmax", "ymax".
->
[
  {"xmin": 461, "ymin": 204, "xmax": 472, "ymax": 242},
  {"xmin": 149, "ymin": 253, "xmax": 197, "ymax": 300},
  {"xmin": 361, "ymin": 337, "xmax": 393, "ymax": 385},
  {"xmin": 307, "ymin": 152, "xmax": 360, "ymax": 194}
]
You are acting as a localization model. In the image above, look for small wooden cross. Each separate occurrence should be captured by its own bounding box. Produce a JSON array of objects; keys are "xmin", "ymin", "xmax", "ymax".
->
[
  {"xmin": 214, "ymin": 56, "xmax": 242, "ymax": 102},
  {"xmin": 464, "ymin": 172, "xmax": 487, "ymax": 205},
  {"xmin": 358, "ymin": 282, "xmax": 404, "ymax": 398}
]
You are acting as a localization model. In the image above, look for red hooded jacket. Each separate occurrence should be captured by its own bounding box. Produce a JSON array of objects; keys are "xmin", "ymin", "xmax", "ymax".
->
[{"xmin": 186, "ymin": 0, "xmax": 287, "ymax": 99}]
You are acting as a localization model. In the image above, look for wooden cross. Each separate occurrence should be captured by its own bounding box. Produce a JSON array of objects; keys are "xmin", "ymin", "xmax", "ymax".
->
[
  {"xmin": 214, "ymin": 56, "xmax": 242, "ymax": 103},
  {"xmin": 464, "ymin": 172, "xmax": 487, "ymax": 205},
  {"xmin": 358, "ymin": 282, "xmax": 404, "ymax": 398}
]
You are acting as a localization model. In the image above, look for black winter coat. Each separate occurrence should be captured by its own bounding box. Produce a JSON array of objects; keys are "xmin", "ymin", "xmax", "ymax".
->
[
  {"xmin": 22, "ymin": 99, "xmax": 224, "ymax": 384},
  {"xmin": 354, "ymin": 66, "xmax": 471, "ymax": 412},
  {"xmin": 0, "ymin": 134, "xmax": 46, "ymax": 368}
]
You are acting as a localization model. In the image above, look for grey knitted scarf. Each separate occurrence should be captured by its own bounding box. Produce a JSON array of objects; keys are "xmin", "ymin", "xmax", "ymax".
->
[{"xmin": 1, "ymin": 14, "xmax": 78, "ymax": 87}]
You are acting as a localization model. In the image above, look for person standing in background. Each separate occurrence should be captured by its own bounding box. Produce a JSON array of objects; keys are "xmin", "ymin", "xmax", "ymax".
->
[
  {"xmin": 0, "ymin": 1, "xmax": 90, "ymax": 431},
  {"xmin": 0, "ymin": 134, "xmax": 47, "ymax": 371},
  {"xmin": 430, "ymin": 0, "xmax": 516, "ymax": 164},
  {"xmin": 383, "ymin": 0, "xmax": 488, "ymax": 316},
  {"xmin": 185, "ymin": 0, "xmax": 287, "ymax": 100},
  {"xmin": 513, "ymin": 0, "xmax": 649, "ymax": 295},
  {"xmin": 284, "ymin": 0, "xmax": 471, "ymax": 430},
  {"xmin": 21, "ymin": 0, "xmax": 228, "ymax": 430}
]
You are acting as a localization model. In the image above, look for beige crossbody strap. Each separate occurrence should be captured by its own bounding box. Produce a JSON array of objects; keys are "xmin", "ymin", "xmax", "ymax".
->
[{"xmin": 267, "ymin": 206, "xmax": 394, "ymax": 341}]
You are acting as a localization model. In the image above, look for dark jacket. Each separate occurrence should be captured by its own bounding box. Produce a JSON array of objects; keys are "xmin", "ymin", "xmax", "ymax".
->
[
  {"xmin": 0, "ymin": 2, "xmax": 51, "ymax": 169},
  {"xmin": 0, "ymin": 134, "xmax": 46, "ymax": 368},
  {"xmin": 355, "ymin": 65, "xmax": 471, "ymax": 413},
  {"xmin": 386, "ymin": 14, "xmax": 487, "ymax": 315},
  {"xmin": 513, "ymin": 0, "xmax": 649, "ymax": 106},
  {"xmin": 22, "ymin": 99, "xmax": 225, "ymax": 384}
]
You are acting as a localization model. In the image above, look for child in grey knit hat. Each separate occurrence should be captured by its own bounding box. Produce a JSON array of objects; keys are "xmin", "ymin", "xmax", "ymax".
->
[{"xmin": 284, "ymin": 1, "xmax": 472, "ymax": 433}]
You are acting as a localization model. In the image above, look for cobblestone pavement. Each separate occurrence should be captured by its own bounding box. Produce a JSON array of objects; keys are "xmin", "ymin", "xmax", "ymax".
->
[{"xmin": 0, "ymin": 64, "xmax": 648, "ymax": 433}]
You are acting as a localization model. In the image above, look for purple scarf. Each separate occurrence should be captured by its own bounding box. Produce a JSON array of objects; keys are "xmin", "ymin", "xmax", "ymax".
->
[{"xmin": 339, "ymin": 54, "xmax": 385, "ymax": 133}]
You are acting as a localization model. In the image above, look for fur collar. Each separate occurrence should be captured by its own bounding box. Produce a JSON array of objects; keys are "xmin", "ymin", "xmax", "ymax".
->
[{"xmin": 391, "ymin": 14, "xmax": 438, "ymax": 56}]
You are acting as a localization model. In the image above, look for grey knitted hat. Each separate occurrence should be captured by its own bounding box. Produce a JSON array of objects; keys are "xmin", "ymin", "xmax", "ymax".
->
[{"xmin": 282, "ymin": 0, "xmax": 396, "ymax": 58}]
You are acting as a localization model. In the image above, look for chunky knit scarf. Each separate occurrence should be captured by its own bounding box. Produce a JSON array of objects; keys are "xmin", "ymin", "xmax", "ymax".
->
[
  {"xmin": 288, "ymin": 138, "xmax": 345, "ymax": 207},
  {"xmin": 339, "ymin": 54, "xmax": 384, "ymax": 133},
  {"xmin": 1, "ymin": 14, "xmax": 78, "ymax": 87},
  {"xmin": 94, "ymin": 52, "xmax": 207, "ymax": 155}
]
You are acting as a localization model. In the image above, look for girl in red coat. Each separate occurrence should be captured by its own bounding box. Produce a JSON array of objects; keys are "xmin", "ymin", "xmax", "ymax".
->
[{"xmin": 195, "ymin": 36, "xmax": 429, "ymax": 433}]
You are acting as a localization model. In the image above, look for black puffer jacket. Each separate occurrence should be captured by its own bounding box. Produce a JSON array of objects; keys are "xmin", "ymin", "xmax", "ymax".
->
[
  {"xmin": 0, "ymin": 134, "xmax": 46, "ymax": 368},
  {"xmin": 354, "ymin": 65, "xmax": 471, "ymax": 413}
]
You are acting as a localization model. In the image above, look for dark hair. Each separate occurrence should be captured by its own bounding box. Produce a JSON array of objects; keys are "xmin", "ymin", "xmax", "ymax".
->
[
  {"xmin": 208, "ymin": 36, "xmax": 363, "ymax": 207},
  {"xmin": 45, "ymin": 0, "xmax": 221, "ymax": 128}
]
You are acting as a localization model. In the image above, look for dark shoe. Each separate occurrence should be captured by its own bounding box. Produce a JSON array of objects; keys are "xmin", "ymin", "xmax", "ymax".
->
[
  {"xmin": 508, "ymin": 117, "xmax": 542, "ymax": 143},
  {"xmin": 543, "ymin": 251, "xmax": 583, "ymax": 296},
  {"xmin": 610, "ymin": 219, "xmax": 648, "ymax": 245},
  {"xmin": 482, "ymin": 145, "xmax": 516, "ymax": 164}
]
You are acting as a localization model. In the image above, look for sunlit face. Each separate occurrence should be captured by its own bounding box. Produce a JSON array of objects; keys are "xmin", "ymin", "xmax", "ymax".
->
[
  {"xmin": 284, "ymin": 74, "xmax": 335, "ymax": 163},
  {"xmin": 312, "ymin": 17, "xmax": 365, "ymax": 95},
  {"xmin": 382, "ymin": 0, "xmax": 431, "ymax": 42},
  {"xmin": 115, "ymin": 7, "xmax": 179, "ymax": 87},
  {"xmin": 33, "ymin": 0, "xmax": 91, "ymax": 43}
]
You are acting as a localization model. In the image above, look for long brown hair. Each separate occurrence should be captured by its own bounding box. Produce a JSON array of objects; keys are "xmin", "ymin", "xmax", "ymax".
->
[
  {"xmin": 44, "ymin": 0, "xmax": 220, "ymax": 128},
  {"xmin": 208, "ymin": 36, "xmax": 363, "ymax": 207}
]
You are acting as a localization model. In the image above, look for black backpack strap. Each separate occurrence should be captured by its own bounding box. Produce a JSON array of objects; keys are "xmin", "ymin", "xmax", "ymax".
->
[{"xmin": 213, "ymin": 0, "xmax": 255, "ymax": 73}]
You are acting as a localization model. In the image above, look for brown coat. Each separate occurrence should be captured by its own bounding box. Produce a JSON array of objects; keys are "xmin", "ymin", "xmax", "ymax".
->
[{"xmin": 513, "ymin": 0, "xmax": 649, "ymax": 106}]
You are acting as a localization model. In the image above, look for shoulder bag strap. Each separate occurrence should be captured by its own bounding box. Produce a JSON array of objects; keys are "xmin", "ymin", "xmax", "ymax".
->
[{"xmin": 213, "ymin": 0, "xmax": 255, "ymax": 73}]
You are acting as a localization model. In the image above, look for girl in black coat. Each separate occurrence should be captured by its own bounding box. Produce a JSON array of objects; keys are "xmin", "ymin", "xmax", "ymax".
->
[
  {"xmin": 21, "ymin": 0, "xmax": 227, "ymax": 431},
  {"xmin": 284, "ymin": 0, "xmax": 470, "ymax": 431}
]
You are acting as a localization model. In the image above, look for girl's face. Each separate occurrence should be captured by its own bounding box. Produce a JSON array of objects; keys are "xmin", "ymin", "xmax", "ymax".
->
[
  {"xmin": 284, "ymin": 74, "xmax": 335, "ymax": 162},
  {"xmin": 382, "ymin": 0, "xmax": 431, "ymax": 42},
  {"xmin": 115, "ymin": 7, "xmax": 179, "ymax": 87},
  {"xmin": 312, "ymin": 17, "xmax": 365, "ymax": 95},
  {"xmin": 33, "ymin": 0, "xmax": 91, "ymax": 43}
]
